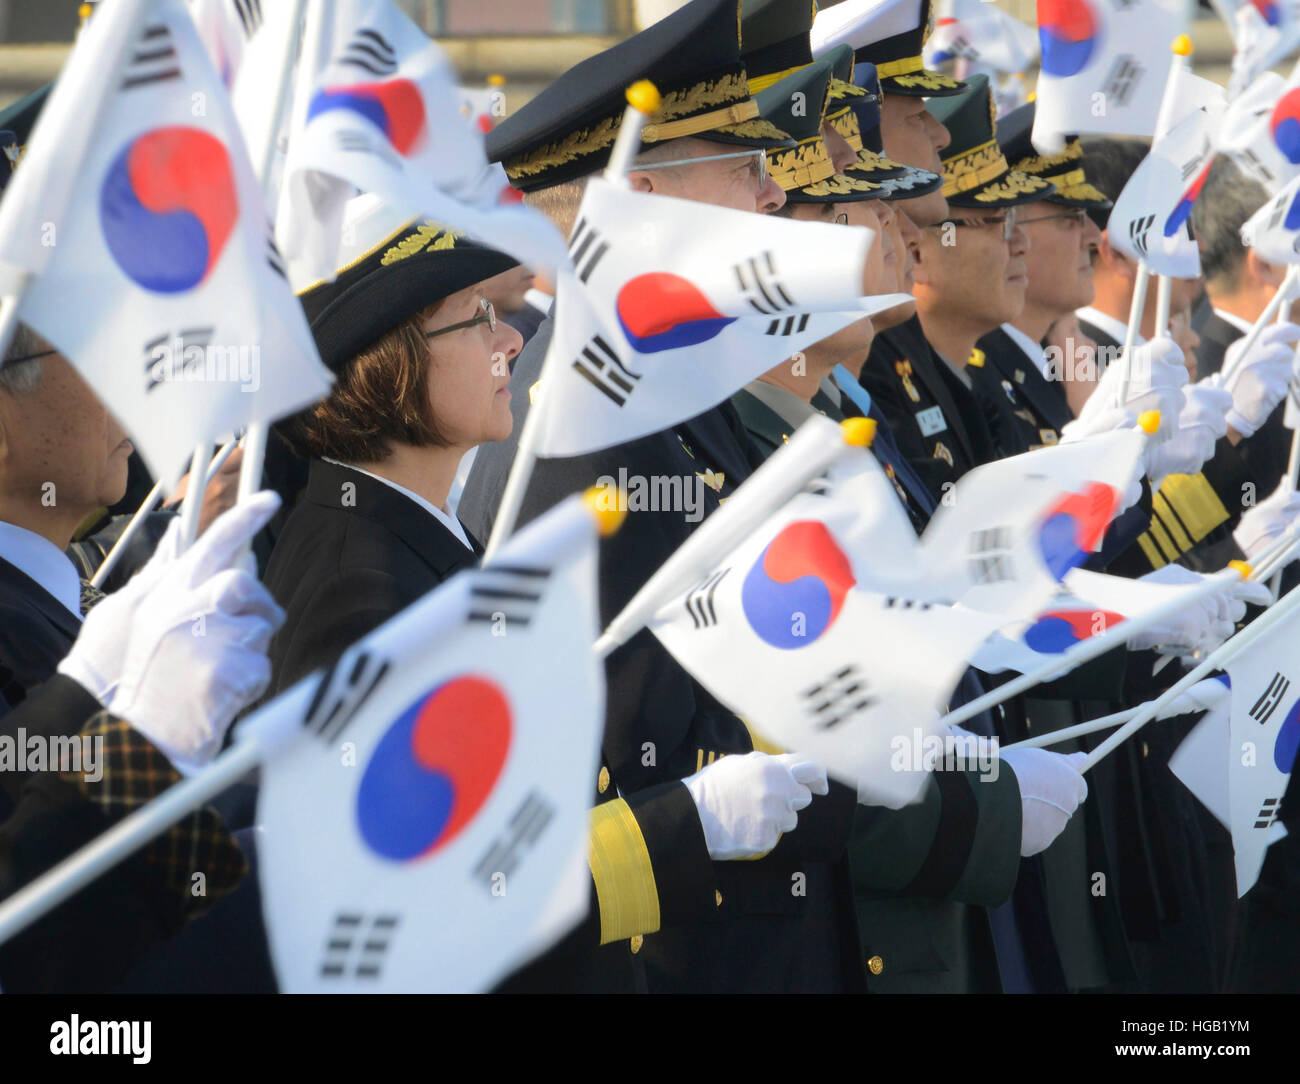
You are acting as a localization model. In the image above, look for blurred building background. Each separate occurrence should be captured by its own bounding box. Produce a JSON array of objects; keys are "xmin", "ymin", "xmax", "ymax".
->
[{"xmin": 0, "ymin": 0, "xmax": 1239, "ymax": 113}]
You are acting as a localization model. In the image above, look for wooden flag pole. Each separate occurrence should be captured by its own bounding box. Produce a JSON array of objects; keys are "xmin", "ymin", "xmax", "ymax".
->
[{"xmin": 483, "ymin": 82, "xmax": 661, "ymax": 562}]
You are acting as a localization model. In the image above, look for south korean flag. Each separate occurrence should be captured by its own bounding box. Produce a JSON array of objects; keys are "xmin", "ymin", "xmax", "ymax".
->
[
  {"xmin": 248, "ymin": 495, "xmax": 604, "ymax": 992},
  {"xmin": 533, "ymin": 177, "xmax": 912, "ymax": 458}
]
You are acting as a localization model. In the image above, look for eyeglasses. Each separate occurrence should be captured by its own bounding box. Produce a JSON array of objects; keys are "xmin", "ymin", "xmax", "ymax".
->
[
  {"xmin": 424, "ymin": 297, "xmax": 496, "ymax": 340},
  {"xmin": 834, "ymin": 212, "xmax": 849, "ymax": 225},
  {"xmin": 938, "ymin": 206, "xmax": 1019, "ymax": 242},
  {"xmin": 1016, "ymin": 207, "xmax": 1089, "ymax": 229},
  {"xmin": 633, "ymin": 148, "xmax": 767, "ymax": 190}
]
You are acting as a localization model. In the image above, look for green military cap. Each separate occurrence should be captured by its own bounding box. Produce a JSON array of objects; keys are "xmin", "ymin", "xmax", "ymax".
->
[
  {"xmin": 928, "ymin": 74, "xmax": 1055, "ymax": 208},
  {"xmin": 759, "ymin": 60, "xmax": 883, "ymax": 202},
  {"xmin": 812, "ymin": 0, "xmax": 964, "ymax": 98},
  {"xmin": 820, "ymin": 43, "xmax": 872, "ymax": 123},
  {"xmin": 741, "ymin": 0, "xmax": 817, "ymax": 91},
  {"xmin": 996, "ymin": 101, "xmax": 1112, "ymax": 210}
]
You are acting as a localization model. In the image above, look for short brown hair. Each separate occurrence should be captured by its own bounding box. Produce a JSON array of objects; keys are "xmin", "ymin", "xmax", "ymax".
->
[{"xmin": 282, "ymin": 302, "xmax": 449, "ymax": 463}]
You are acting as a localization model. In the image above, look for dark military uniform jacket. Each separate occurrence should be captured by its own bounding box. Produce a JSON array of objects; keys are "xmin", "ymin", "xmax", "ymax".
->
[
  {"xmin": 973, "ymin": 325, "xmax": 1074, "ymax": 456},
  {"xmin": 730, "ymin": 378, "xmax": 1037, "ymax": 993},
  {"xmin": 461, "ymin": 319, "xmax": 868, "ymax": 993}
]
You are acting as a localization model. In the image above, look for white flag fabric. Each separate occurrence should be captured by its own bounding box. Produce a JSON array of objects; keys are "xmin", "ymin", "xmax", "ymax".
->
[
  {"xmin": 917, "ymin": 428, "xmax": 1145, "ymax": 616},
  {"xmin": 534, "ymin": 177, "xmax": 911, "ymax": 458},
  {"xmin": 251, "ymin": 494, "xmax": 604, "ymax": 992},
  {"xmin": 972, "ymin": 565, "xmax": 1214, "ymax": 674},
  {"xmin": 1222, "ymin": 603, "xmax": 1300, "ymax": 895},
  {"xmin": 1241, "ymin": 171, "xmax": 1300, "ymax": 263},
  {"xmin": 1224, "ymin": 0, "xmax": 1300, "ymax": 99},
  {"xmin": 1216, "ymin": 69, "xmax": 1300, "ymax": 192},
  {"xmin": 925, "ymin": 0, "xmax": 1039, "ymax": 74},
  {"xmin": 645, "ymin": 431, "xmax": 1137, "ymax": 804},
  {"xmin": 1031, "ymin": 0, "xmax": 1191, "ymax": 152},
  {"xmin": 275, "ymin": 0, "xmax": 566, "ymax": 285},
  {"xmin": 2, "ymin": 0, "xmax": 331, "ymax": 485},
  {"xmin": 1107, "ymin": 91, "xmax": 1224, "ymax": 277},
  {"xmin": 649, "ymin": 451, "xmax": 1004, "ymax": 808},
  {"xmin": 188, "ymin": 0, "xmax": 301, "ymax": 197}
]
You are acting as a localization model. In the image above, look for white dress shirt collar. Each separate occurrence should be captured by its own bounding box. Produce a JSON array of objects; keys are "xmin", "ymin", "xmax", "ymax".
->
[
  {"xmin": 1075, "ymin": 306, "xmax": 1135, "ymax": 348},
  {"xmin": 999, "ymin": 323, "xmax": 1052, "ymax": 381},
  {"xmin": 0, "ymin": 519, "xmax": 82, "ymax": 619},
  {"xmin": 322, "ymin": 459, "xmax": 473, "ymax": 551},
  {"xmin": 1213, "ymin": 307, "xmax": 1254, "ymax": 336}
]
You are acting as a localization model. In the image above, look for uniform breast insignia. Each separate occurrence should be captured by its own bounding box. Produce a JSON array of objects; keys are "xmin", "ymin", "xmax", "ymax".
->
[
  {"xmin": 1001, "ymin": 379, "xmax": 1017, "ymax": 404},
  {"xmin": 1013, "ymin": 369, "xmax": 1026, "ymax": 384},
  {"xmin": 1038, "ymin": 428, "xmax": 1060, "ymax": 446},
  {"xmin": 895, "ymin": 359, "xmax": 922, "ymax": 403},
  {"xmin": 932, "ymin": 441, "xmax": 954, "ymax": 467},
  {"xmin": 696, "ymin": 469, "xmax": 726, "ymax": 494},
  {"xmin": 1014, "ymin": 408, "xmax": 1037, "ymax": 426},
  {"xmin": 914, "ymin": 404, "xmax": 946, "ymax": 437},
  {"xmin": 677, "ymin": 432, "xmax": 695, "ymax": 459},
  {"xmin": 884, "ymin": 463, "xmax": 910, "ymax": 506}
]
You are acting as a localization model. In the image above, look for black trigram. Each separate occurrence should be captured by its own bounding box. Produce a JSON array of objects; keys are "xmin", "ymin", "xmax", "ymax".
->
[
  {"xmin": 471, "ymin": 790, "xmax": 555, "ymax": 888},
  {"xmin": 231, "ymin": 0, "xmax": 263, "ymax": 38},
  {"xmin": 1249, "ymin": 672, "xmax": 1291, "ymax": 726},
  {"xmin": 1267, "ymin": 193, "xmax": 1289, "ymax": 232},
  {"xmin": 1239, "ymin": 147, "xmax": 1275, "ymax": 185},
  {"xmin": 735, "ymin": 251, "xmax": 795, "ymax": 315},
  {"xmin": 968, "ymin": 527, "xmax": 1014, "ymax": 585},
  {"xmin": 572, "ymin": 334, "xmax": 642, "ymax": 406},
  {"xmin": 684, "ymin": 568, "xmax": 729, "ymax": 629},
  {"xmin": 568, "ymin": 217, "xmax": 610, "ymax": 283},
  {"xmin": 1101, "ymin": 55, "xmax": 1142, "ymax": 109},
  {"xmin": 121, "ymin": 23, "xmax": 181, "ymax": 91},
  {"xmin": 319, "ymin": 913, "xmax": 399, "ymax": 980},
  {"xmin": 802, "ymin": 664, "xmax": 876, "ymax": 731},
  {"xmin": 303, "ymin": 649, "xmax": 390, "ymax": 744},
  {"xmin": 1255, "ymin": 797, "xmax": 1283, "ymax": 829},
  {"xmin": 468, "ymin": 563, "xmax": 550, "ymax": 628},
  {"xmin": 883, "ymin": 596, "xmax": 934, "ymax": 612},
  {"xmin": 1179, "ymin": 152, "xmax": 1204, "ymax": 184},
  {"xmin": 1129, "ymin": 214, "xmax": 1155, "ymax": 257},
  {"xmin": 143, "ymin": 326, "xmax": 214, "ymax": 393},
  {"xmin": 1110, "ymin": 0, "xmax": 1138, "ymax": 10},
  {"xmin": 267, "ymin": 233, "xmax": 287, "ymax": 280},
  {"xmin": 337, "ymin": 28, "xmax": 399, "ymax": 77},
  {"xmin": 765, "ymin": 313, "xmax": 811, "ymax": 337}
]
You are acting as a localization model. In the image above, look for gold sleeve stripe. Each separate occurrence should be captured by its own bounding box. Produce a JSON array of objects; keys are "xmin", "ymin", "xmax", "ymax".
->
[
  {"xmin": 1152, "ymin": 492, "xmax": 1194, "ymax": 553},
  {"xmin": 1137, "ymin": 532, "xmax": 1167, "ymax": 570},
  {"xmin": 589, "ymin": 799, "xmax": 661, "ymax": 944},
  {"xmin": 1158, "ymin": 472, "xmax": 1230, "ymax": 541},
  {"xmin": 739, "ymin": 716, "xmax": 787, "ymax": 755},
  {"xmin": 1146, "ymin": 516, "xmax": 1181, "ymax": 563}
]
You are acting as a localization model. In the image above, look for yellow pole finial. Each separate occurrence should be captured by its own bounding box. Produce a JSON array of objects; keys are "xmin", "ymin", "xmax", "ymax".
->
[
  {"xmin": 1230, "ymin": 559, "xmax": 1254, "ymax": 580},
  {"xmin": 626, "ymin": 80, "xmax": 662, "ymax": 115},
  {"xmin": 487, "ymin": 73, "xmax": 506, "ymax": 87},
  {"xmin": 583, "ymin": 486, "xmax": 627, "ymax": 537},
  {"xmin": 1172, "ymin": 34, "xmax": 1193, "ymax": 57},
  {"xmin": 841, "ymin": 417, "xmax": 877, "ymax": 448},
  {"xmin": 1137, "ymin": 410, "xmax": 1161, "ymax": 435}
]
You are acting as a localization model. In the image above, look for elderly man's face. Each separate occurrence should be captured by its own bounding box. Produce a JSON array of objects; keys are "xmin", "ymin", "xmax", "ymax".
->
[
  {"xmin": 913, "ymin": 206, "xmax": 1030, "ymax": 334},
  {"xmin": 1018, "ymin": 203, "xmax": 1100, "ymax": 317},
  {"xmin": 0, "ymin": 352, "xmax": 132, "ymax": 517},
  {"xmin": 879, "ymin": 95, "xmax": 950, "ymax": 227},
  {"xmin": 628, "ymin": 136, "xmax": 787, "ymax": 213}
]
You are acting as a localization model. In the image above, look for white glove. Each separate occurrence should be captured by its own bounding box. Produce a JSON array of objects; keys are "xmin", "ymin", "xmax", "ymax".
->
[
  {"xmin": 1212, "ymin": 321, "xmax": 1300, "ymax": 439},
  {"xmin": 684, "ymin": 751, "xmax": 829, "ymax": 860},
  {"xmin": 1155, "ymin": 676, "xmax": 1231, "ymax": 719},
  {"xmin": 1081, "ymin": 337, "xmax": 1187, "ymax": 432},
  {"xmin": 59, "ymin": 492, "xmax": 285, "ymax": 773},
  {"xmin": 1143, "ymin": 383, "xmax": 1231, "ymax": 481},
  {"xmin": 999, "ymin": 748, "xmax": 1089, "ymax": 857},
  {"xmin": 1126, "ymin": 565, "xmax": 1270, "ymax": 656},
  {"xmin": 1234, "ymin": 481, "xmax": 1300, "ymax": 563}
]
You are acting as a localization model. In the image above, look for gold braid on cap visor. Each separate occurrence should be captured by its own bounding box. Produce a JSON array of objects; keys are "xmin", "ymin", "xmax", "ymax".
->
[
  {"xmin": 877, "ymin": 54, "xmax": 961, "ymax": 91},
  {"xmin": 504, "ymin": 72, "xmax": 787, "ymax": 181},
  {"xmin": 1011, "ymin": 144, "xmax": 1110, "ymax": 202},
  {"xmin": 942, "ymin": 139, "xmax": 1050, "ymax": 201},
  {"xmin": 768, "ymin": 138, "xmax": 837, "ymax": 191},
  {"xmin": 829, "ymin": 108, "xmax": 864, "ymax": 153}
]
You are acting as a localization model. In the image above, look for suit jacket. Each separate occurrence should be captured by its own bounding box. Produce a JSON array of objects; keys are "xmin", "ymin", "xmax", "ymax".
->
[
  {"xmin": 262, "ymin": 459, "xmax": 482, "ymax": 697},
  {"xmin": 0, "ymin": 556, "xmax": 81, "ymax": 721}
]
